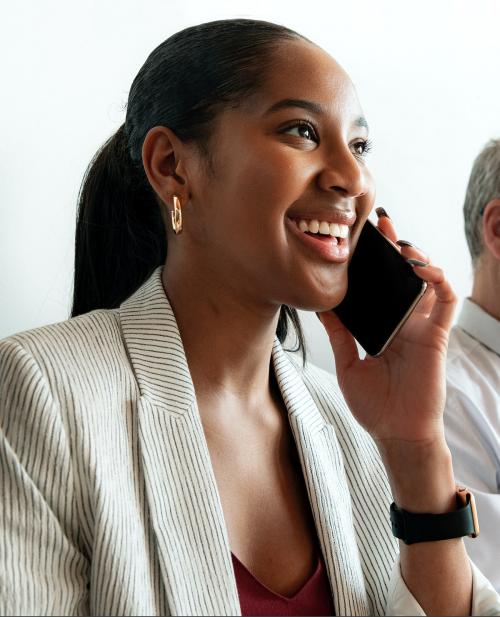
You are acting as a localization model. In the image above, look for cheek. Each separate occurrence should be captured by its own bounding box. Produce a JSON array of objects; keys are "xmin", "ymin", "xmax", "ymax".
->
[
  {"xmin": 229, "ymin": 160, "xmax": 308, "ymax": 267},
  {"xmin": 222, "ymin": 145, "xmax": 311, "ymax": 226},
  {"xmin": 195, "ymin": 141, "xmax": 368, "ymax": 308}
]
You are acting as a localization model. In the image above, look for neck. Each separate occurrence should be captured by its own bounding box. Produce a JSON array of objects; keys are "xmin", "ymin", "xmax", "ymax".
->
[
  {"xmin": 161, "ymin": 255, "xmax": 282, "ymax": 412},
  {"xmin": 470, "ymin": 256, "xmax": 500, "ymax": 321}
]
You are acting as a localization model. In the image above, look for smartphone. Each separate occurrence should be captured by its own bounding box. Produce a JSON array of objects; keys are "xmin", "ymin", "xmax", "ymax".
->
[{"xmin": 332, "ymin": 219, "xmax": 427, "ymax": 357}]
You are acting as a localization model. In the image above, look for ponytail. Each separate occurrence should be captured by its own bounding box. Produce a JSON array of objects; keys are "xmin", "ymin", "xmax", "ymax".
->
[
  {"xmin": 72, "ymin": 19, "xmax": 311, "ymax": 367},
  {"xmin": 71, "ymin": 124, "xmax": 166, "ymax": 317}
]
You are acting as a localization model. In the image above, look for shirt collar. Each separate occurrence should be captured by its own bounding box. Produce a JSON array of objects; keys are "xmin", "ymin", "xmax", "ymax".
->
[{"xmin": 457, "ymin": 298, "xmax": 500, "ymax": 356}]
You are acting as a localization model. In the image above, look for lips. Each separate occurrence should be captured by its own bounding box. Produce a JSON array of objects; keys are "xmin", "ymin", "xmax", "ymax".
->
[{"xmin": 285, "ymin": 217, "xmax": 350, "ymax": 263}]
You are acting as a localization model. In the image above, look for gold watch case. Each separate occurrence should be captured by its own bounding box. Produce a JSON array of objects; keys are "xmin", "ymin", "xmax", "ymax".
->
[{"xmin": 456, "ymin": 486, "xmax": 480, "ymax": 538}]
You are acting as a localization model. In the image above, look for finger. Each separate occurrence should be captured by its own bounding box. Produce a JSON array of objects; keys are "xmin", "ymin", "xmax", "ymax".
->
[
  {"xmin": 317, "ymin": 310, "xmax": 360, "ymax": 375},
  {"xmin": 375, "ymin": 208, "xmax": 398, "ymax": 243},
  {"xmin": 414, "ymin": 283, "xmax": 436, "ymax": 317},
  {"xmin": 408, "ymin": 264, "xmax": 457, "ymax": 332},
  {"xmin": 396, "ymin": 240, "xmax": 430, "ymax": 264}
]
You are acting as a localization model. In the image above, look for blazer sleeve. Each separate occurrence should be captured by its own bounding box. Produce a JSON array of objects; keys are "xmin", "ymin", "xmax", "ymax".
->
[
  {"xmin": 386, "ymin": 556, "xmax": 500, "ymax": 615},
  {"xmin": 0, "ymin": 338, "xmax": 90, "ymax": 616}
]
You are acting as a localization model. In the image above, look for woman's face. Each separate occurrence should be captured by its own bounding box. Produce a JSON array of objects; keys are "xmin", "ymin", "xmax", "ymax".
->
[{"xmin": 181, "ymin": 39, "xmax": 375, "ymax": 312}]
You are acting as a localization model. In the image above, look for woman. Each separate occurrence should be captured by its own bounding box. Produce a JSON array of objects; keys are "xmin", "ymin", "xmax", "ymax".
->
[{"xmin": 1, "ymin": 18, "xmax": 499, "ymax": 616}]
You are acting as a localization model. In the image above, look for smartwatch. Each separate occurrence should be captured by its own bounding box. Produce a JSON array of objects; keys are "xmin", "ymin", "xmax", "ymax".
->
[{"xmin": 390, "ymin": 486, "xmax": 480, "ymax": 545}]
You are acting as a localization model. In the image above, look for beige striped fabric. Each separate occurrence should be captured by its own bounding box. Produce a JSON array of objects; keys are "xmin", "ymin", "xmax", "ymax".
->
[{"xmin": 0, "ymin": 265, "xmax": 401, "ymax": 616}]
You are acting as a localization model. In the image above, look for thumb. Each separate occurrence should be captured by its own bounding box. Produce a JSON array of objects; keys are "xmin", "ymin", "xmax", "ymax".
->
[{"xmin": 317, "ymin": 310, "xmax": 360, "ymax": 374}]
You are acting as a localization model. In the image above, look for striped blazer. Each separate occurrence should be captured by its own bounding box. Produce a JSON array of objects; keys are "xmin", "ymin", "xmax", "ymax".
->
[{"xmin": 1, "ymin": 266, "xmax": 498, "ymax": 616}]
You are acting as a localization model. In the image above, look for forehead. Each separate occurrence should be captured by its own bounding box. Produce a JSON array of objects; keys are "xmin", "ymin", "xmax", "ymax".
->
[{"xmin": 246, "ymin": 39, "xmax": 363, "ymax": 120}]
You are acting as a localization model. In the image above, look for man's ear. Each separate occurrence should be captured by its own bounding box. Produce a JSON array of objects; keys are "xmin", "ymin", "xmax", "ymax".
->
[
  {"xmin": 141, "ymin": 125, "xmax": 191, "ymax": 209},
  {"xmin": 482, "ymin": 199, "xmax": 500, "ymax": 260}
]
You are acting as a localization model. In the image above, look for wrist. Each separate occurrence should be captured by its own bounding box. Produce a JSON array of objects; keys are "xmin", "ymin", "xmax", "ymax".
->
[{"xmin": 377, "ymin": 438, "xmax": 457, "ymax": 513}]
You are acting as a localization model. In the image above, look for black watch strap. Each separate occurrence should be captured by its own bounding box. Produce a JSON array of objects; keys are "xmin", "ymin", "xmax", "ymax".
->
[{"xmin": 390, "ymin": 489, "xmax": 480, "ymax": 545}]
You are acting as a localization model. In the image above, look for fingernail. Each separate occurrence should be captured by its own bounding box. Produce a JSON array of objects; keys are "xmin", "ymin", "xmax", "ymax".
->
[
  {"xmin": 396, "ymin": 239, "xmax": 425, "ymax": 253},
  {"xmin": 407, "ymin": 258, "xmax": 429, "ymax": 267},
  {"xmin": 375, "ymin": 207, "xmax": 390, "ymax": 219}
]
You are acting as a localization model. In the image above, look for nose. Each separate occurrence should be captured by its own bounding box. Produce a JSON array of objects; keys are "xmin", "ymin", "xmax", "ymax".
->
[{"xmin": 317, "ymin": 144, "xmax": 369, "ymax": 198}]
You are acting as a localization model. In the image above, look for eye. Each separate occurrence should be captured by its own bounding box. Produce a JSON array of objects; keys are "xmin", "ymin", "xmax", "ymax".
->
[
  {"xmin": 352, "ymin": 139, "xmax": 373, "ymax": 159},
  {"xmin": 280, "ymin": 120, "xmax": 318, "ymax": 143}
]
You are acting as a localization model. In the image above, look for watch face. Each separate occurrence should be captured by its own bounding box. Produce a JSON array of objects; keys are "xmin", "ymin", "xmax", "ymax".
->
[{"xmin": 456, "ymin": 486, "xmax": 480, "ymax": 538}]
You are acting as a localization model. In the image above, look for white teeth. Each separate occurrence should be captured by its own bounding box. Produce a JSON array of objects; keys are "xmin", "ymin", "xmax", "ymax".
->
[
  {"xmin": 339, "ymin": 225, "xmax": 348, "ymax": 238},
  {"xmin": 295, "ymin": 218, "xmax": 349, "ymax": 239},
  {"xmin": 330, "ymin": 223, "xmax": 341, "ymax": 237},
  {"xmin": 309, "ymin": 219, "xmax": 320, "ymax": 233}
]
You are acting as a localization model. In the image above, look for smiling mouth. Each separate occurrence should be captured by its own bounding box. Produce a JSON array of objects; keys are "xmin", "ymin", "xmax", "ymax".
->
[
  {"xmin": 289, "ymin": 217, "xmax": 350, "ymax": 244},
  {"xmin": 285, "ymin": 217, "xmax": 351, "ymax": 263}
]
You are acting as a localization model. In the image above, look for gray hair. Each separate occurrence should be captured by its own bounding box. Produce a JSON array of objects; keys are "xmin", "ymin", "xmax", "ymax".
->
[{"xmin": 463, "ymin": 138, "xmax": 500, "ymax": 264}]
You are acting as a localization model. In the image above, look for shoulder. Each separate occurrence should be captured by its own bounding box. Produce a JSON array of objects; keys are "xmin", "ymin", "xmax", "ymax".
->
[
  {"xmin": 0, "ymin": 308, "xmax": 128, "ymax": 402},
  {"xmin": 447, "ymin": 325, "xmax": 499, "ymax": 395},
  {"xmin": 1, "ymin": 308, "xmax": 122, "ymax": 358},
  {"xmin": 447, "ymin": 325, "xmax": 479, "ymax": 364},
  {"xmin": 447, "ymin": 325, "xmax": 482, "ymax": 368},
  {"xmin": 446, "ymin": 326, "xmax": 484, "ymax": 392}
]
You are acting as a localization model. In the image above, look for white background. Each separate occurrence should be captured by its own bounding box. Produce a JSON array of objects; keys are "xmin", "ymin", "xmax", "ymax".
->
[{"xmin": 1, "ymin": 0, "xmax": 499, "ymax": 371}]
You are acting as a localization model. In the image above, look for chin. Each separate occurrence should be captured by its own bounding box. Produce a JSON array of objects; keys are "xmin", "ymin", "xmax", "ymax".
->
[
  {"xmin": 275, "ymin": 261, "xmax": 349, "ymax": 310},
  {"xmin": 312, "ymin": 273, "xmax": 348, "ymax": 311},
  {"xmin": 285, "ymin": 283, "xmax": 348, "ymax": 313}
]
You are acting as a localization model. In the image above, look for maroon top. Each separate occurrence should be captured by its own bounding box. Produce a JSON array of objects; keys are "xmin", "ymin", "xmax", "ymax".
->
[{"xmin": 231, "ymin": 550, "xmax": 335, "ymax": 616}]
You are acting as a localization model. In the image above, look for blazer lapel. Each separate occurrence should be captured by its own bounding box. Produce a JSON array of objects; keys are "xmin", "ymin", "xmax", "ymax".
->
[
  {"xmin": 272, "ymin": 340, "xmax": 370, "ymax": 616},
  {"xmin": 120, "ymin": 265, "xmax": 369, "ymax": 616},
  {"xmin": 135, "ymin": 396, "xmax": 241, "ymax": 616},
  {"xmin": 120, "ymin": 267, "xmax": 240, "ymax": 616}
]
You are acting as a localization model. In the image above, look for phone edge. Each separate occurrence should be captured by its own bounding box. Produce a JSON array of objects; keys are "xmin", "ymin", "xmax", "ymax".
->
[{"xmin": 370, "ymin": 279, "xmax": 429, "ymax": 357}]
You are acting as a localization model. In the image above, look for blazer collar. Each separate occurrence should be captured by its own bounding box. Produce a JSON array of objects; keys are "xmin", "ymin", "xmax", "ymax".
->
[
  {"xmin": 119, "ymin": 265, "xmax": 327, "ymax": 431},
  {"xmin": 119, "ymin": 265, "xmax": 196, "ymax": 416},
  {"xmin": 119, "ymin": 266, "xmax": 368, "ymax": 616}
]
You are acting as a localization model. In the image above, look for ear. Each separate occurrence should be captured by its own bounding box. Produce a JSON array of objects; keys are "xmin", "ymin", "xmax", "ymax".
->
[
  {"xmin": 482, "ymin": 199, "xmax": 500, "ymax": 260},
  {"xmin": 141, "ymin": 125, "xmax": 191, "ymax": 210}
]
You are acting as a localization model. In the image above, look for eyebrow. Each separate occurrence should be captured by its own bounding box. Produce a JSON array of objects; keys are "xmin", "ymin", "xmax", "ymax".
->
[
  {"xmin": 264, "ymin": 98, "xmax": 324, "ymax": 116},
  {"xmin": 263, "ymin": 98, "xmax": 369, "ymax": 132}
]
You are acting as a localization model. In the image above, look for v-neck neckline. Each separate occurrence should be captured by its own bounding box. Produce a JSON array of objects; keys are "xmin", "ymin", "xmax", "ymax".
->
[{"xmin": 230, "ymin": 551, "xmax": 322, "ymax": 601}]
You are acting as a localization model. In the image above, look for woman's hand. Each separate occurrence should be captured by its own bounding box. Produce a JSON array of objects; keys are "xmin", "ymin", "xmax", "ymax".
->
[
  {"xmin": 317, "ymin": 208, "xmax": 460, "ymax": 514},
  {"xmin": 317, "ymin": 209, "xmax": 457, "ymax": 450},
  {"xmin": 318, "ymin": 209, "xmax": 475, "ymax": 617}
]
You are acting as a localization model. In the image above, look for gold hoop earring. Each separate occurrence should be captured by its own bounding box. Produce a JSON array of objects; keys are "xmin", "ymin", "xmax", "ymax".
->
[{"xmin": 171, "ymin": 195, "xmax": 183, "ymax": 234}]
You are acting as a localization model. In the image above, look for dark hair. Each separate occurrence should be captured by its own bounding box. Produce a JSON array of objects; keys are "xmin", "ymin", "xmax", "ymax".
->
[{"xmin": 72, "ymin": 18, "xmax": 312, "ymax": 366}]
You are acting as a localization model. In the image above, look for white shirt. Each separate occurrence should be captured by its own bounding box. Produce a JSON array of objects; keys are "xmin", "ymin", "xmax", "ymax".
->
[{"xmin": 444, "ymin": 298, "xmax": 500, "ymax": 592}]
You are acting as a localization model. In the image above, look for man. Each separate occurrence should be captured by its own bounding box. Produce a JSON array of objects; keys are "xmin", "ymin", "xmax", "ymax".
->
[{"xmin": 444, "ymin": 138, "xmax": 500, "ymax": 592}]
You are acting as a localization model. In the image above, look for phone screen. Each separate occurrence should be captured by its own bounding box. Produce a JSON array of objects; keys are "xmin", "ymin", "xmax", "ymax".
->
[{"xmin": 332, "ymin": 219, "xmax": 427, "ymax": 356}]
